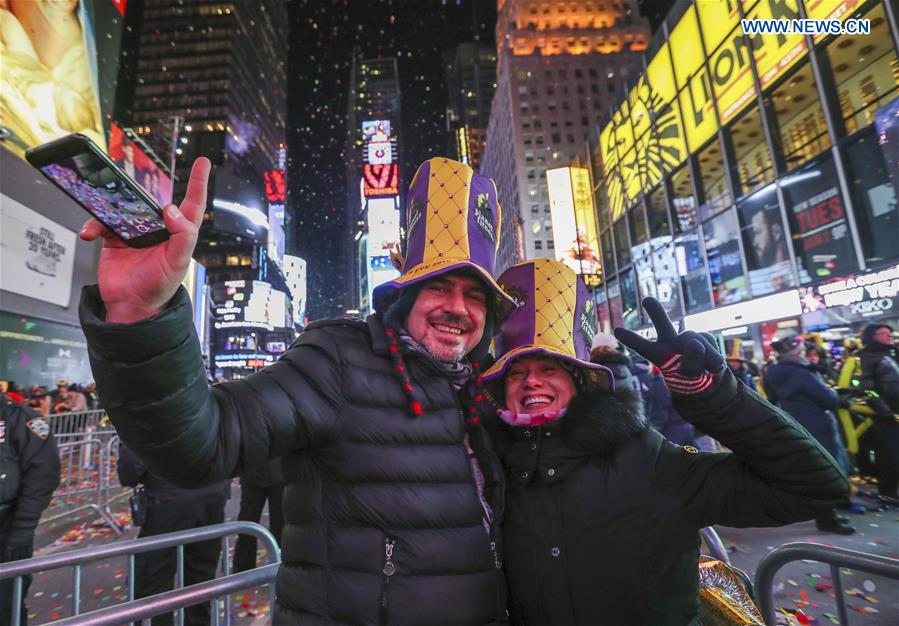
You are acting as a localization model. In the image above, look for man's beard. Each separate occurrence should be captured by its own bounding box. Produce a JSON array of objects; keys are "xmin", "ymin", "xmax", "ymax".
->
[{"xmin": 421, "ymin": 313, "xmax": 474, "ymax": 364}]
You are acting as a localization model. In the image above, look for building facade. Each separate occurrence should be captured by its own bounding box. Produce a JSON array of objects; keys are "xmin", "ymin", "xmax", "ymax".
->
[
  {"xmin": 345, "ymin": 56, "xmax": 404, "ymax": 314},
  {"xmin": 576, "ymin": 0, "xmax": 899, "ymax": 358},
  {"xmin": 482, "ymin": 0, "xmax": 651, "ymax": 270},
  {"xmin": 444, "ymin": 42, "xmax": 498, "ymax": 171}
]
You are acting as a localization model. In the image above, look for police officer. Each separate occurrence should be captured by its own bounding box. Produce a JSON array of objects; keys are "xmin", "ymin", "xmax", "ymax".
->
[
  {"xmin": 1, "ymin": 396, "xmax": 60, "ymax": 626},
  {"xmin": 117, "ymin": 443, "xmax": 230, "ymax": 626}
]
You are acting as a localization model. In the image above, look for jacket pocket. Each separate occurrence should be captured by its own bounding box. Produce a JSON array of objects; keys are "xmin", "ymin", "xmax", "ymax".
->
[{"xmin": 379, "ymin": 535, "xmax": 396, "ymax": 626}]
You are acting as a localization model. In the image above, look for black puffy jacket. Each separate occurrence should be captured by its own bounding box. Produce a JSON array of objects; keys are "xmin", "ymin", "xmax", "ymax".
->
[
  {"xmin": 80, "ymin": 286, "xmax": 506, "ymax": 626},
  {"xmin": 487, "ymin": 372, "xmax": 848, "ymax": 626},
  {"xmin": 860, "ymin": 345, "xmax": 899, "ymax": 412}
]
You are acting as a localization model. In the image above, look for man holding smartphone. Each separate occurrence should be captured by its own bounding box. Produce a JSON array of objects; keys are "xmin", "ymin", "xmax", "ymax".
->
[{"xmin": 79, "ymin": 157, "xmax": 512, "ymax": 625}]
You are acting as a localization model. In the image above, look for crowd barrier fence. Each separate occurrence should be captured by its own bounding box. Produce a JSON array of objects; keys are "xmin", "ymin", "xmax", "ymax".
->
[
  {"xmin": 47, "ymin": 410, "xmax": 108, "ymax": 439},
  {"xmin": 755, "ymin": 542, "xmax": 899, "ymax": 626},
  {"xmin": 40, "ymin": 433, "xmax": 125, "ymax": 533},
  {"xmin": 0, "ymin": 521, "xmax": 280, "ymax": 626}
]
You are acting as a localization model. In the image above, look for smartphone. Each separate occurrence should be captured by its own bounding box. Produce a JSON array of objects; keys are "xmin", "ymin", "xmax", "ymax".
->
[{"xmin": 26, "ymin": 133, "xmax": 170, "ymax": 248}]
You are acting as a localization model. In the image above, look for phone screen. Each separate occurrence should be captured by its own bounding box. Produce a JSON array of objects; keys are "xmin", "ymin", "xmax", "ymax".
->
[{"xmin": 40, "ymin": 151, "xmax": 166, "ymax": 241}]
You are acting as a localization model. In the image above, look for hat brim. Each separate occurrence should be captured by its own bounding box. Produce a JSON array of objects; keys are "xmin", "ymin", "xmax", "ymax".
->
[
  {"xmin": 372, "ymin": 258, "xmax": 517, "ymax": 319},
  {"xmin": 481, "ymin": 345, "xmax": 614, "ymax": 392}
]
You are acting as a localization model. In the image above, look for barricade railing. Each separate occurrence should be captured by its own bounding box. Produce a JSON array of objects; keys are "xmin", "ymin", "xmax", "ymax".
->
[
  {"xmin": 755, "ymin": 542, "xmax": 899, "ymax": 626},
  {"xmin": 0, "ymin": 521, "xmax": 280, "ymax": 626},
  {"xmin": 40, "ymin": 434, "xmax": 125, "ymax": 533},
  {"xmin": 47, "ymin": 409, "xmax": 108, "ymax": 437},
  {"xmin": 700, "ymin": 526, "xmax": 730, "ymax": 565}
]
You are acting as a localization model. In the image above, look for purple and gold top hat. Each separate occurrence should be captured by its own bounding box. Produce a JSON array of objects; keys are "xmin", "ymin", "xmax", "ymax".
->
[
  {"xmin": 481, "ymin": 259, "xmax": 613, "ymax": 390},
  {"xmin": 372, "ymin": 157, "xmax": 516, "ymax": 314}
]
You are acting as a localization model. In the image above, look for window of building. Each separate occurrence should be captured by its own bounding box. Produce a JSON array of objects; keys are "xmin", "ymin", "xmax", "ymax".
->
[
  {"xmin": 547, "ymin": 240, "xmax": 555, "ymax": 250},
  {"xmin": 531, "ymin": 205, "xmax": 540, "ymax": 216},
  {"xmin": 730, "ymin": 106, "xmax": 774, "ymax": 198},
  {"xmin": 628, "ymin": 204, "xmax": 649, "ymax": 249},
  {"xmin": 703, "ymin": 210, "xmax": 749, "ymax": 306},
  {"xmin": 652, "ymin": 242, "xmax": 682, "ymax": 316},
  {"xmin": 613, "ymin": 217, "xmax": 632, "ymax": 267},
  {"xmin": 524, "ymin": 135, "xmax": 532, "ymax": 146},
  {"xmin": 567, "ymin": 133, "xmax": 576, "ymax": 143},
  {"xmin": 697, "ymin": 138, "xmax": 731, "ymax": 221},
  {"xmin": 779, "ymin": 154, "xmax": 857, "ymax": 283},
  {"xmin": 768, "ymin": 62, "xmax": 831, "ymax": 171},
  {"xmin": 589, "ymin": 68, "xmax": 598, "ymax": 78},
  {"xmin": 575, "ymin": 69, "xmax": 583, "ymax": 78},
  {"xmin": 826, "ymin": 4, "xmax": 898, "ymax": 135},
  {"xmin": 843, "ymin": 128, "xmax": 899, "ymax": 266},
  {"xmin": 534, "ymin": 119, "xmax": 543, "ymax": 129},
  {"xmin": 675, "ymin": 233, "xmax": 712, "ymax": 313},
  {"xmin": 620, "ymin": 268, "xmax": 641, "ymax": 329},
  {"xmin": 548, "ymin": 100, "xmax": 557, "ymax": 111},
  {"xmin": 635, "ymin": 250, "xmax": 657, "ymax": 303},
  {"xmin": 534, "ymin": 240, "xmax": 543, "ymax": 250},
  {"xmin": 552, "ymin": 132, "xmax": 561, "ymax": 143},
  {"xmin": 646, "ymin": 184, "xmax": 671, "ymax": 242},
  {"xmin": 591, "ymin": 83, "xmax": 599, "ymax": 94},
  {"xmin": 527, "ymin": 168, "xmax": 536, "ymax": 179},
  {"xmin": 736, "ymin": 184, "xmax": 796, "ymax": 296},
  {"xmin": 561, "ymin": 85, "xmax": 569, "ymax": 96},
  {"xmin": 600, "ymin": 228, "xmax": 616, "ymax": 276},
  {"xmin": 547, "ymin": 85, "xmax": 555, "ymax": 95},
  {"xmin": 581, "ymin": 116, "xmax": 589, "ymax": 126},
  {"xmin": 608, "ymin": 279, "xmax": 623, "ymax": 328},
  {"xmin": 536, "ymin": 135, "xmax": 544, "ymax": 145},
  {"xmin": 522, "ymin": 121, "xmax": 531, "ymax": 130}
]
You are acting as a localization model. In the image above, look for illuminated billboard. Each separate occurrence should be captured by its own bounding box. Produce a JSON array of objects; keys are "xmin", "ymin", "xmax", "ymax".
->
[
  {"xmin": 211, "ymin": 280, "xmax": 291, "ymax": 332},
  {"xmin": 0, "ymin": 1, "xmax": 106, "ymax": 159},
  {"xmin": 109, "ymin": 124, "xmax": 173, "ymax": 207},
  {"xmin": 366, "ymin": 197, "xmax": 401, "ymax": 307},
  {"xmin": 363, "ymin": 163, "xmax": 399, "ymax": 197},
  {"xmin": 283, "ymin": 255, "xmax": 307, "ymax": 326},
  {"xmin": 547, "ymin": 167, "xmax": 601, "ymax": 276},
  {"xmin": 265, "ymin": 169, "xmax": 286, "ymax": 268}
]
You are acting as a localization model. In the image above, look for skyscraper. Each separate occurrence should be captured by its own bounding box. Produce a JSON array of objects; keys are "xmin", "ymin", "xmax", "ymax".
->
[
  {"xmin": 344, "ymin": 55, "xmax": 404, "ymax": 314},
  {"xmin": 443, "ymin": 42, "xmax": 497, "ymax": 171},
  {"xmin": 115, "ymin": 0, "xmax": 291, "ymax": 380},
  {"xmin": 482, "ymin": 0, "xmax": 650, "ymax": 270}
]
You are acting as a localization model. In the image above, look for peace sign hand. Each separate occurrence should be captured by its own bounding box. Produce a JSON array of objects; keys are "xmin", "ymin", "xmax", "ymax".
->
[{"xmin": 614, "ymin": 297, "xmax": 726, "ymax": 395}]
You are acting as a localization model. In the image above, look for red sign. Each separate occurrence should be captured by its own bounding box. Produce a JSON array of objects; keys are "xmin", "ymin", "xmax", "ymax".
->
[
  {"xmin": 112, "ymin": 0, "xmax": 128, "ymax": 16},
  {"xmin": 363, "ymin": 164, "xmax": 399, "ymax": 197},
  {"xmin": 264, "ymin": 170, "xmax": 286, "ymax": 203}
]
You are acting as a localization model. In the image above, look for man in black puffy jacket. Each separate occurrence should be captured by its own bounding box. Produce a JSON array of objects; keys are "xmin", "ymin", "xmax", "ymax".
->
[
  {"xmin": 0, "ymin": 397, "xmax": 60, "ymax": 626},
  {"xmin": 78, "ymin": 157, "xmax": 514, "ymax": 625},
  {"xmin": 859, "ymin": 323, "xmax": 899, "ymax": 500}
]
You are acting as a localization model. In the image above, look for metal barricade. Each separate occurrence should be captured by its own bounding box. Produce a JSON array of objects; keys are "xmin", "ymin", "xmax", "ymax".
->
[
  {"xmin": 47, "ymin": 409, "xmax": 108, "ymax": 438},
  {"xmin": 700, "ymin": 526, "xmax": 730, "ymax": 565},
  {"xmin": 40, "ymin": 434, "xmax": 125, "ymax": 533},
  {"xmin": 0, "ymin": 521, "xmax": 280, "ymax": 626},
  {"xmin": 755, "ymin": 542, "xmax": 899, "ymax": 626}
]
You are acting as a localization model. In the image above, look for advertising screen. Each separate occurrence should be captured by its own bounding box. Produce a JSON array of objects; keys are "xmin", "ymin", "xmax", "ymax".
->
[
  {"xmin": 780, "ymin": 155, "xmax": 857, "ymax": 283},
  {"xmin": 548, "ymin": 167, "xmax": 601, "ymax": 276},
  {"xmin": 210, "ymin": 280, "xmax": 291, "ymax": 332},
  {"xmin": 704, "ymin": 210, "xmax": 749, "ymax": 305},
  {"xmin": 874, "ymin": 97, "xmax": 899, "ymax": 201},
  {"xmin": 366, "ymin": 197, "xmax": 401, "ymax": 307},
  {"xmin": 363, "ymin": 164, "xmax": 399, "ymax": 197},
  {"xmin": 109, "ymin": 123, "xmax": 173, "ymax": 207},
  {"xmin": 0, "ymin": 0, "xmax": 106, "ymax": 158},
  {"xmin": 737, "ymin": 185, "xmax": 796, "ymax": 296},
  {"xmin": 212, "ymin": 167, "xmax": 268, "ymax": 240}
]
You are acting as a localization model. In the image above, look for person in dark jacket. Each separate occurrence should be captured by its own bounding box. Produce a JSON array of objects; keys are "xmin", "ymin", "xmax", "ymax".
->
[
  {"xmin": 117, "ymin": 444, "xmax": 230, "ymax": 626},
  {"xmin": 763, "ymin": 334, "xmax": 855, "ymax": 534},
  {"xmin": 78, "ymin": 157, "xmax": 514, "ymax": 625},
  {"xmin": 588, "ymin": 332, "xmax": 639, "ymax": 399},
  {"xmin": 471, "ymin": 261, "xmax": 848, "ymax": 626},
  {"xmin": 725, "ymin": 338, "xmax": 757, "ymax": 391},
  {"xmin": 233, "ymin": 458, "xmax": 284, "ymax": 572},
  {"xmin": 858, "ymin": 323, "xmax": 899, "ymax": 500},
  {"xmin": 0, "ymin": 396, "xmax": 60, "ymax": 626}
]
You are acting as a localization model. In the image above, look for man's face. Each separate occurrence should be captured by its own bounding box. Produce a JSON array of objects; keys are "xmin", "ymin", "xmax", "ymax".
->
[
  {"xmin": 57, "ymin": 386, "xmax": 69, "ymax": 399},
  {"xmin": 505, "ymin": 356, "xmax": 577, "ymax": 415},
  {"xmin": 405, "ymin": 272, "xmax": 488, "ymax": 363},
  {"xmin": 726, "ymin": 358, "xmax": 742, "ymax": 372},
  {"xmin": 806, "ymin": 350, "xmax": 820, "ymax": 365},
  {"xmin": 873, "ymin": 327, "xmax": 893, "ymax": 345},
  {"xmin": 751, "ymin": 212, "xmax": 770, "ymax": 260}
]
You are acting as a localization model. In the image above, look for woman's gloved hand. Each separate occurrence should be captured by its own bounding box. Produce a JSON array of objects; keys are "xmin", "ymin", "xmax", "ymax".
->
[{"xmin": 614, "ymin": 297, "xmax": 726, "ymax": 395}]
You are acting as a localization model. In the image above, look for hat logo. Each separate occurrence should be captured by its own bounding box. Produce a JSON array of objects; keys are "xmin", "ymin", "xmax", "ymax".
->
[
  {"xmin": 474, "ymin": 193, "xmax": 495, "ymax": 244},
  {"xmin": 580, "ymin": 299, "xmax": 596, "ymax": 345},
  {"xmin": 407, "ymin": 197, "xmax": 424, "ymax": 236},
  {"xmin": 505, "ymin": 284, "xmax": 527, "ymax": 309}
]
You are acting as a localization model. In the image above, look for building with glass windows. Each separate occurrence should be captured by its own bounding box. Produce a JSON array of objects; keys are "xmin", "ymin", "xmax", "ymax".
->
[{"xmin": 570, "ymin": 0, "xmax": 899, "ymax": 358}]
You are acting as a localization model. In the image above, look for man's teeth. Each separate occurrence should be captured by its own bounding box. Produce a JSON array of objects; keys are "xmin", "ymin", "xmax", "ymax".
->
[
  {"xmin": 523, "ymin": 396, "xmax": 552, "ymax": 406},
  {"xmin": 434, "ymin": 323, "xmax": 462, "ymax": 335}
]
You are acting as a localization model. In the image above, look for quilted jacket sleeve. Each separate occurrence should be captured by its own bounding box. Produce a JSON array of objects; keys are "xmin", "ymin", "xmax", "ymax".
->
[
  {"xmin": 79, "ymin": 285, "xmax": 342, "ymax": 488},
  {"xmin": 653, "ymin": 370, "xmax": 849, "ymax": 529}
]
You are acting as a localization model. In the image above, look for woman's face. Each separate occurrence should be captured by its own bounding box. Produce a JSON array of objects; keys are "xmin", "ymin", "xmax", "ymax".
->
[{"xmin": 504, "ymin": 356, "xmax": 577, "ymax": 415}]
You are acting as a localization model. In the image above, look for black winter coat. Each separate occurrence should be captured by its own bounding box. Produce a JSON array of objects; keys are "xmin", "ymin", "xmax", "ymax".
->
[
  {"xmin": 117, "ymin": 443, "xmax": 230, "ymax": 502},
  {"xmin": 763, "ymin": 361, "xmax": 843, "ymax": 461},
  {"xmin": 859, "ymin": 345, "xmax": 899, "ymax": 412},
  {"xmin": 488, "ymin": 372, "xmax": 848, "ymax": 626},
  {"xmin": 80, "ymin": 286, "xmax": 507, "ymax": 626}
]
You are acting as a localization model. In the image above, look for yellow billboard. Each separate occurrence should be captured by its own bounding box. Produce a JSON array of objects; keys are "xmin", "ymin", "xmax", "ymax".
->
[
  {"xmin": 669, "ymin": 4, "xmax": 703, "ymax": 89},
  {"xmin": 748, "ymin": 0, "xmax": 808, "ymax": 88},
  {"xmin": 805, "ymin": 0, "xmax": 861, "ymax": 42},
  {"xmin": 697, "ymin": 0, "xmax": 742, "ymax": 54},
  {"xmin": 707, "ymin": 25, "xmax": 757, "ymax": 124},
  {"xmin": 0, "ymin": 1, "xmax": 106, "ymax": 158},
  {"xmin": 679, "ymin": 70, "xmax": 719, "ymax": 152},
  {"xmin": 548, "ymin": 167, "xmax": 601, "ymax": 276}
]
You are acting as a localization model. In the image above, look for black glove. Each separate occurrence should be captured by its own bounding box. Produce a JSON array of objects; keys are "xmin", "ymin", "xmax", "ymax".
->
[
  {"xmin": 1, "ymin": 537, "xmax": 33, "ymax": 563},
  {"xmin": 614, "ymin": 297, "xmax": 725, "ymax": 395},
  {"xmin": 836, "ymin": 387, "xmax": 863, "ymax": 397},
  {"xmin": 838, "ymin": 396, "xmax": 852, "ymax": 409}
]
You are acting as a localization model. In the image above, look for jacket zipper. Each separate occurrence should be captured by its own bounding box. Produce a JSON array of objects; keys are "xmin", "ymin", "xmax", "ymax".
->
[{"xmin": 379, "ymin": 537, "xmax": 396, "ymax": 626}]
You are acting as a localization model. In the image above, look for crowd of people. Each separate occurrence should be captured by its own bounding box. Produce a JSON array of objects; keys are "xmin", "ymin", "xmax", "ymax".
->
[{"xmin": 1, "ymin": 380, "xmax": 100, "ymax": 416}]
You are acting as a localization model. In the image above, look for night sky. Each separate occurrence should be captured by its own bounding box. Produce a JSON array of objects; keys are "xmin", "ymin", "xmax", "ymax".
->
[{"xmin": 286, "ymin": 0, "xmax": 673, "ymax": 319}]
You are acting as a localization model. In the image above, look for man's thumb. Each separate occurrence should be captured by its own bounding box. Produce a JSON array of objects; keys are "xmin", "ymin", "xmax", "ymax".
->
[{"xmin": 163, "ymin": 204, "xmax": 192, "ymax": 234}]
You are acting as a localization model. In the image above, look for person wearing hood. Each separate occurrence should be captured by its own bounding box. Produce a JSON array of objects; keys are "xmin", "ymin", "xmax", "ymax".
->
[
  {"xmin": 724, "ymin": 339, "xmax": 757, "ymax": 391},
  {"xmin": 763, "ymin": 334, "xmax": 855, "ymax": 533},
  {"xmin": 858, "ymin": 323, "xmax": 899, "ymax": 500},
  {"xmin": 78, "ymin": 157, "xmax": 515, "ymax": 625},
  {"xmin": 469, "ymin": 260, "xmax": 848, "ymax": 625},
  {"xmin": 588, "ymin": 332, "xmax": 639, "ymax": 399}
]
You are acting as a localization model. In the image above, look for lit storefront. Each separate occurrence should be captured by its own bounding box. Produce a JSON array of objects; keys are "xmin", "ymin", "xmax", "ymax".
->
[{"xmin": 578, "ymin": 0, "xmax": 899, "ymax": 360}]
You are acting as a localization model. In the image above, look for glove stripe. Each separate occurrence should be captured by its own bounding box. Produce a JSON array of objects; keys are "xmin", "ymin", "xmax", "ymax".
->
[{"xmin": 659, "ymin": 353, "xmax": 716, "ymax": 395}]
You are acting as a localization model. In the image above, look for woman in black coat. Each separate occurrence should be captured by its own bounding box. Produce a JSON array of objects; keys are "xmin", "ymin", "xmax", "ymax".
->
[{"xmin": 472, "ymin": 260, "xmax": 850, "ymax": 626}]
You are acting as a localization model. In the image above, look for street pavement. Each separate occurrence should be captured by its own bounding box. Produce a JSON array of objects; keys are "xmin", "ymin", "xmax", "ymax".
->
[{"xmin": 19, "ymin": 480, "xmax": 899, "ymax": 625}]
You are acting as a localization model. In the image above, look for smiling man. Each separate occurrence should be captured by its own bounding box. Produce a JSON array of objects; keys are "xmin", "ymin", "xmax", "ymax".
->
[{"xmin": 78, "ymin": 157, "xmax": 515, "ymax": 625}]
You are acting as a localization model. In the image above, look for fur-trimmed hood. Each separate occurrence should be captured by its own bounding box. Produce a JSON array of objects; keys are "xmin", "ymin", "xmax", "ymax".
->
[{"xmin": 559, "ymin": 385, "xmax": 647, "ymax": 458}]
